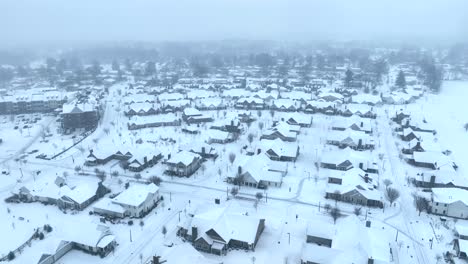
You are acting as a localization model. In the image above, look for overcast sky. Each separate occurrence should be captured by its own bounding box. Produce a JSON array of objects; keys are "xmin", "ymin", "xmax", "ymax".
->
[{"xmin": 1, "ymin": 0, "xmax": 467, "ymax": 47}]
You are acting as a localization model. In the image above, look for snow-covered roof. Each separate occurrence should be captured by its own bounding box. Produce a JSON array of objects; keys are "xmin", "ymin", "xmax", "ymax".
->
[
  {"xmin": 167, "ymin": 150, "xmax": 201, "ymax": 166},
  {"xmin": 432, "ymin": 188, "xmax": 468, "ymax": 205},
  {"xmin": 112, "ymin": 183, "xmax": 159, "ymax": 207}
]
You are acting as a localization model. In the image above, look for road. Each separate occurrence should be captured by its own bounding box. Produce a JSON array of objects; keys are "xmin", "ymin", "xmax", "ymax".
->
[{"xmin": 380, "ymin": 111, "xmax": 430, "ymax": 264}]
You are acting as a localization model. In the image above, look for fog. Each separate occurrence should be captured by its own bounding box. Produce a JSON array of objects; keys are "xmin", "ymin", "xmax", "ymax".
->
[{"xmin": 1, "ymin": 0, "xmax": 467, "ymax": 47}]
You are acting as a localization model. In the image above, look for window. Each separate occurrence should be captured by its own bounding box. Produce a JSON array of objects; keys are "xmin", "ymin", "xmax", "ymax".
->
[{"xmin": 436, "ymin": 202, "xmax": 439, "ymax": 206}]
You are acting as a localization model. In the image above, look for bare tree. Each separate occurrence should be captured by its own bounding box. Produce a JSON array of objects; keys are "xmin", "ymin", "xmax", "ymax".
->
[
  {"xmin": 230, "ymin": 187, "xmax": 239, "ymax": 197},
  {"xmin": 464, "ymin": 123, "xmax": 468, "ymax": 132},
  {"xmin": 111, "ymin": 170, "xmax": 119, "ymax": 178},
  {"xmin": 354, "ymin": 207, "xmax": 362, "ymax": 216},
  {"xmin": 255, "ymin": 192, "xmax": 263, "ymax": 202},
  {"xmin": 257, "ymin": 110, "xmax": 262, "ymax": 118},
  {"xmin": 258, "ymin": 121, "xmax": 264, "ymax": 131},
  {"xmin": 247, "ymin": 133, "xmax": 255, "ymax": 146},
  {"xmin": 324, "ymin": 203, "xmax": 331, "ymax": 212},
  {"xmin": 134, "ymin": 173, "xmax": 142, "ymax": 180},
  {"xmin": 329, "ymin": 206, "xmax": 341, "ymax": 224},
  {"xmin": 74, "ymin": 165, "xmax": 81, "ymax": 174},
  {"xmin": 103, "ymin": 128, "xmax": 110, "ymax": 135},
  {"xmin": 149, "ymin": 176, "xmax": 162, "ymax": 186},
  {"xmin": 414, "ymin": 195, "xmax": 430, "ymax": 216},
  {"xmin": 383, "ymin": 179, "xmax": 393, "ymax": 189},
  {"xmin": 332, "ymin": 190, "xmax": 341, "ymax": 205},
  {"xmin": 269, "ymin": 109, "xmax": 275, "ymax": 118},
  {"xmin": 385, "ymin": 187, "xmax": 400, "ymax": 206},
  {"xmin": 162, "ymin": 226, "xmax": 167, "ymax": 237},
  {"xmin": 229, "ymin": 152, "xmax": 236, "ymax": 166}
]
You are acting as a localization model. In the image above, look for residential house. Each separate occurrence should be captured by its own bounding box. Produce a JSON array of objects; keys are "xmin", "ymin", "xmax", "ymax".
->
[
  {"xmin": 177, "ymin": 205, "xmax": 265, "ymax": 255},
  {"xmin": 37, "ymin": 224, "xmax": 116, "ymax": 264},
  {"xmin": 93, "ymin": 183, "xmax": 160, "ymax": 218},
  {"xmin": 431, "ymin": 188, "xmax": 468, "ymax": 219},
  {"xmin": 183, "ymin": 108, "xmax": 213, "ymax": 124},
  {"xmin": 235, "ymin": 97, "xmax": 265, "ymax": 110},
  {"xmin": 165, "ymin": 151, "xmax": 202, "ymax": 177},
  {"xmin": 61, "ymin": 102, "xmax": 99, "ymax": 130},
  {"xmin": 263, "ymin": 139, "xmax": 300, "ymax": 162},
  {"xmin": 326, "ymin": 129, "xmax": 375, "ymax": 150}
]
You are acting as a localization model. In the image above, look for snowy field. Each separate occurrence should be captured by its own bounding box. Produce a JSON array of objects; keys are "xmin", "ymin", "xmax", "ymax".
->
[{"xmin": 0, "ymin": 80, "xmax": 467, "ymax": 264}]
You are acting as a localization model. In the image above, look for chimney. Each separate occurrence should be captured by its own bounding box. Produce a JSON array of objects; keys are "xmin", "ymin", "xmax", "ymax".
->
[
  {"xmin": 202, "ymin": 147, "xmax": 205, "ymax": 155},
  {"xmin": 360, "ymin": 122, "xmax": 363, "ymax": 128},
  {"xmin": 368, "ymin": 258, "xmax": 374, "ymax": 264},
  {"xmin": 231, "ymin": 120, "xmax": 234, "ymax": 126},
  {"xmin": 416, "ymin": 141, "xmax": 421, "ymax": 149},
  {"xmin": 153, "ymin": 256, "xmax": 161, "ymax": 264},
  {"xmin": 168, "ymin": 154, "xmax": 171, "ymax": 160},
  {"xmin": 191, "ymin": 226, "xmax": 198, "ymax": 242},
  {"xmin": 144, "ymin": 156, "xmax": 148, "ymax": 164},
  {"xmin": 238, "ymin": 166, "xmax": 242, "ymax": 176}
]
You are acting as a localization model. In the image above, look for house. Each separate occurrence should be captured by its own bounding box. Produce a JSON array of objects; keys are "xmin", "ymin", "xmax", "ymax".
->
[
  {"xmin": 127, "ymin": 114, "xmax": 181, "ymax": 130},
  {"xmin": 93, "ymin": 183, "xmax": 160, "ymax": 218},
  {"xmin": 15, "ymin": 176, "xmax": 108, "ymax": 211},
  {"xmin": 235, "ymin": 97, "xmax": 265, "ymax": 109},
  {"xmin": 431, "ymin": 188, "xmax": 468, "ymax": 219},
  {"xmin": 210, "ymin": 119, "xmax": 242, "ymax": 133},
  {"xmin": 391, "ymin": 111, "xmax": 410, "ymax": 124},
  {"xmin": 263, "ymin": 139, "xmax": 300, "ymax": 162},
  {"xmin": 283, "ymin": 115, "xmax": 313, "ymax": 128},
  {"xmin": 412, "ymin": 169, "xmax": 467, "ymax": 189},
  {"xmin": 331, "ymin": 117, "xmax": 373, "ymax": 134},
  {"xmin": 61, "ymin": 102, "xmax": 99, "ymax": 130},
  {"xmin": 183, "ymin": 143, "xmax": 219, "ymax": 159},
  {"xmin": 399, "ymin": 127, "xmax": 419, "ymax": 141},
  {"xmin": 320, "ymin": 148, "xmax": 378, "ymax": 173},
  {"xmin": 124, "ymin": 102, "xmax": 158, "ymax": 116},
  {"xmin": 177, "ymin": 204, "xmax": 265, "ymax": 255},
  {"xmin": 409, "ymin": 151, "xmax": 454, "ymax": 170},
  {"xmin": 204, "ymin": 129, "xmax": 235, "ymax": 144},
  {"xmin": 326, "ymin": 184, "xmax": 383, "ymax": 208},
  {"xmin": 342, "ymin": 103, "xmax": 377, "ymax": 119},
  {"xmin": 125, "ymin": 151, "xmax": 163, "ymax": 172},
  {"xmin": 303, "ymin": 100, "xmax": 336, "ymax": 115},
  {"xmin": 37, "ymin": 224, "xmax": 116, "ymax": 264},
  {"xmin": 326, "ymin": 129, "xmax": 375, "ymax": 150},
  {"xmin": 324, "ymin": 167, "xmax": 376, "ymax": 186},
  {"xmin": 183, "ymin": 108, "xmax": 213, "ymax": 124},
  {"xmin": 195, "ymin": 98, "xmax": 226, "ymax": 111},
  {"xmin": 165, "ymin": 151, "xmax": 202, "ymax": 177},
  {"xmin": 271, "ymin": 99, "xmax": 299, "ymax": 112},
  {"xmin": 227, "ymin": 155, "xmax": 286, "ymax": 189},
  {"xmin": 454, "ymin": 222, "xmax": 468, "ymax": 259},
  {"xmin": 85, "ymin": 148, "xmax": 132, "ymax": 166},
  {"xmin": 261, "ymin": 122, "xmax": 300, "ymax": 142},
  {"xmin": 159, "ymin": 243, "xmax": 221, "ymax": 264},
  {"xmin": 350, "ymin": 94, "xmax": 382, "ymax": 105},
  {"xmin": 159, "ymin": 99, "xmax": 191, "ymax": 113},
  {"xmin": 301, "ymin": 215, "xmax": 390, "ymax": 264},
  {"xmin": 318, "ymin": 92, "xmax": 344, "ymax": 103}
]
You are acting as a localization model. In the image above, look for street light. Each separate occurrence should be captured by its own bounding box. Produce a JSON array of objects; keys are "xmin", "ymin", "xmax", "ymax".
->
[{"xmin": 178, "ymin": 210, "xmax": 182, "ymax": 222}]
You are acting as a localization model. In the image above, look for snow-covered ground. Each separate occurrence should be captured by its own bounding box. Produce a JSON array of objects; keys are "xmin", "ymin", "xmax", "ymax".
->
[{"xmin": 1, "ymin": 80, "xmax": 467, "ymax": 264}]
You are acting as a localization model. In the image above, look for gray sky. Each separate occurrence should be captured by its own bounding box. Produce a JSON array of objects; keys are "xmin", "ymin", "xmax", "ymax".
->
[{"xmin": 1, "ymin": 0, "xmax": 467, "ymax": 47}]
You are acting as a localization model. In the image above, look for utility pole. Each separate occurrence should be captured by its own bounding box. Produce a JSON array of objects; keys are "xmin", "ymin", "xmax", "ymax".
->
[
  {"xmin": 395, "ymin": 230, "xmax": 399, "ymax": 242},
  {"xmin": 130, "ymin": 229, "xmax": 132, "ymax": 242},
  {"xmin": 287, "ymin": 232, "xmax": 290, "ymax": 245}
]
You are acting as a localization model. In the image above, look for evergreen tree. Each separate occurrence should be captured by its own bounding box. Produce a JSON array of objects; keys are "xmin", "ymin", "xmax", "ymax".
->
[
  {"xmin": 395, "ymin": 70, "xmax": 406, "ymax": 88},
  {"xmin": 145, "ymin": 61, "xmax": 156, "ymax": 76},
  {"xmin": 112, "ymin": 60, "xmax": 120, "ymax": 71},
  {"xmin": 344, "ymin": 69, "xmax": 354, "ymax": 87}
]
